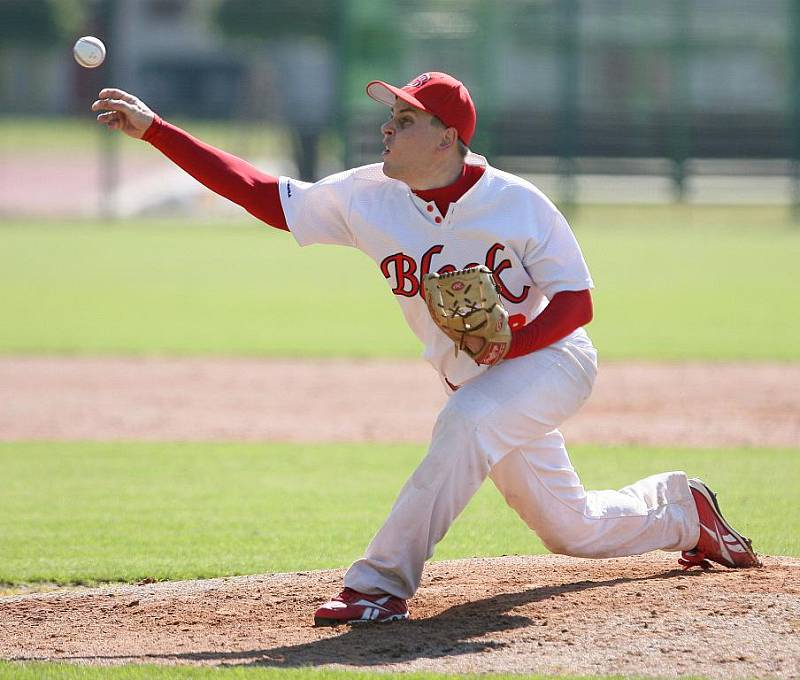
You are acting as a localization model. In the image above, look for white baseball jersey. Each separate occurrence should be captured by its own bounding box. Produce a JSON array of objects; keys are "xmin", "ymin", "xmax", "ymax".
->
[{"xmin": 278, "ymin": 153, "xmax": 594, "ymax": 387}]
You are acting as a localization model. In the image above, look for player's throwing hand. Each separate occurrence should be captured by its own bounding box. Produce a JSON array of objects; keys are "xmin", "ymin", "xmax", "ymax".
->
[{"xmin": 91, "ymin": 88, "xmax": 155, "ymax": 139}]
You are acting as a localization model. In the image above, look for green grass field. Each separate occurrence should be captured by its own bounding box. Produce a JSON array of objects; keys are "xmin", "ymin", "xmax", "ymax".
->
[
  {"xmin": 1, "ymin": 442, "xmax": 795, "ymax": 588},
  {"xmin": 1, "ymin": 205, "xmax": 798, "ymax": 359},
  {"xmin": 0, "ymin": 664, "xmax": 659, "ymax": 680}
]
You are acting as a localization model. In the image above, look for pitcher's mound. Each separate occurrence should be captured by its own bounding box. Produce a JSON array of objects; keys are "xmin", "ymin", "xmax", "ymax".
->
[{"xmin": 1, "ymin": 554, "xmax": 798, "ymax": 678}]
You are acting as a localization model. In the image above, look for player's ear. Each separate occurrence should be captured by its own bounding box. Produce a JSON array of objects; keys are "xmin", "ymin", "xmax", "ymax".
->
[{"xmin": 439, "ymin": 127, "xmax": 457, "ymax": 150}]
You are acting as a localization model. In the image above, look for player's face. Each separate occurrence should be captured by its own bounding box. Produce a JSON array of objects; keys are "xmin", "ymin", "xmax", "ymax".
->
[{"xmin": 380, "ymin": 104, "xmax": 448, "ymax": 187}]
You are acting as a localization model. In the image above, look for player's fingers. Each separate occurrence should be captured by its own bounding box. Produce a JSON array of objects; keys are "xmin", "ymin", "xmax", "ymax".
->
[
  {"xmin": 98, "ymin": 88, "xmax": 137, "ymax": 104},
  {"xmin": 91, "ymin": 98, "xmax": 134, "ymax": 113},
  {"xmin": 91, "ymin": 98, "xmax": 113, "ymax": 111},
  {"xmin": 96, "ymin": 111, "xmax": 118, "ymax": 125},
  {"xmin": 96, "ymin": 113, "xmax": 120, "ymax": 131}
]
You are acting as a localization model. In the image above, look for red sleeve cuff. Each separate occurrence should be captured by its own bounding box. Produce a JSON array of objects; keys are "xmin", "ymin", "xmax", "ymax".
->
[{"xmin": 141, "ymin": 114, "xmax": 163, "ymax": 143}]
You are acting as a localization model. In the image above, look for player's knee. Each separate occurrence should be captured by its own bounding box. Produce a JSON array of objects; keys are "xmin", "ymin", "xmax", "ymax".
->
[
  {"xmin": 536, "ymin": 517, "xmax": 598, "ymax": 557},
  {"xmin": 543, "ymin": 538, "xmax": 589, "ymax": 557},
  {"xmin": 540, "ymin": 534, "xmax": 572, "ymax": 556},
  {"xmin": 540, "ymin": 530, "xmax": 605, "ymax": 558}
]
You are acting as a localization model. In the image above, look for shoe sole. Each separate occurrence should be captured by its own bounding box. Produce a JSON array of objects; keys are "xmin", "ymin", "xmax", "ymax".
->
[
  {"xmin": 314, "ymin": 612, "xmax": 409, "ymax": 627},
  {"xmin": 688, "ymin": 478, "xmax": 761, "ymax": 567}
]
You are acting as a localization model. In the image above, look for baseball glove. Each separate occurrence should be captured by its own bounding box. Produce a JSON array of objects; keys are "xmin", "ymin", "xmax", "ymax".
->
[{"xmin": 423, "ymin": 265, "xmax": 512, "ymax": 366}]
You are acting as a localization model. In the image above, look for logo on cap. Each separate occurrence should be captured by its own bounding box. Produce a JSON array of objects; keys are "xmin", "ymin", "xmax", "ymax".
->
[{"xmin": 406, "ymin": 73, "xmax": 431, "ymax": 89}]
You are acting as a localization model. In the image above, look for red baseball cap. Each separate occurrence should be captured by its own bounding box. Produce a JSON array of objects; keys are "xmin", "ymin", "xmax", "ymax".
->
[{"xmin": 366, "ymin": 72, "xmax": 477, "ymax": 146}]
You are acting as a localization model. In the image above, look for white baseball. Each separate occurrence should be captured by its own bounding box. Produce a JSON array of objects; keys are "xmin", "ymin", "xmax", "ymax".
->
[{"xmin": 73, "ymin": 36, "xmax": 106, "ymax": 68}]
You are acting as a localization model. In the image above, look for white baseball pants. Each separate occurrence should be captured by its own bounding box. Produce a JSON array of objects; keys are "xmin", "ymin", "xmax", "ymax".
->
[{"xmin": 344, "ymin": 333, "xmax": 701, "ymax": 600}]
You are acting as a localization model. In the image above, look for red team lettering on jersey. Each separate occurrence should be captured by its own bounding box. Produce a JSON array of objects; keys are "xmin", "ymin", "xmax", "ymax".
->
[{"xmin": 379, "ymin": 243, "xmax": 530, "ymax": 304}]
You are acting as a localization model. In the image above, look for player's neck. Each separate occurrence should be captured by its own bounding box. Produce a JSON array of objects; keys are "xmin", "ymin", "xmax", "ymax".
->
[{"xmin": 407, "ymin": 158, "xmax": 465, "ymax": 191}]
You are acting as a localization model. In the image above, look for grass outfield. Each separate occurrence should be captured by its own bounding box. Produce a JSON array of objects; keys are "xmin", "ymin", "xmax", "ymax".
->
[
  {"xmin": 0, "ymin": 442, "xmax": 795, "ymax": 588},
  {"xmin": 0, "ymin": 665, "xmax": 657, "ymax": 680},
  {"xmin": 1, "ymin": 205, "xmax": 799, "ymax": 359}
]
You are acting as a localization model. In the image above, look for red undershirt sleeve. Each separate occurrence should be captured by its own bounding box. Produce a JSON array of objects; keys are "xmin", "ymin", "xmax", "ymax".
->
[
  {"xmin": 505, "ymin": 289, "xmax": 594, "ymax": 360},
  {"xmin": 142, "ymin": 115, "xmax": 288, "ymax": 231}
]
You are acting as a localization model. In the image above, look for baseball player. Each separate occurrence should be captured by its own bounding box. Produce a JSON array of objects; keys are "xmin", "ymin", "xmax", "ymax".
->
[{"xmin": 92, "ymin": 71, "xmax": 760, "ymax": 626}]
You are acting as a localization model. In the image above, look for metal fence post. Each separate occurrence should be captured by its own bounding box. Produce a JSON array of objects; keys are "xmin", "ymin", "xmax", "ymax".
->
[
  {"xmin": 557, "ymin": 0, "xmax": 579, "ymax": 208},
  {"xmin": 670, "ymin": 0, "xmax": 691, "ymax": 202}
]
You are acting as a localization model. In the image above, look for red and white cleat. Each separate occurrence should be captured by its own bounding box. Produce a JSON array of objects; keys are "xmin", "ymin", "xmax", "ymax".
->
[
  {"xmin": 313, "ymin": 588, "xmax": 409, "ymax": 626},
  {"xmin": 679, "ymin": 478, "xmax": 761, "ymax": 570}
]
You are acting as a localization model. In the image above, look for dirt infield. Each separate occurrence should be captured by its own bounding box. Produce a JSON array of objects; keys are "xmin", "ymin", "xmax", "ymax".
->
[
  {"xmin": 1, "ymin": 357, "xmax": 799, "ymax": 446},
  {"xmin": 1, "ymin": 357, "xmax": 798, "ymax": 676},
  {"xmin": 1, "ymin": 555, "xmax": 798, "ymax": 678}
]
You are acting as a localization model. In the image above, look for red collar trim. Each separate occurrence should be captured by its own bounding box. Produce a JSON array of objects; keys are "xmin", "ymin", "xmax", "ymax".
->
[{"xmin": 413, "ymin": 164, "xmax": 485, "ymax": 216}]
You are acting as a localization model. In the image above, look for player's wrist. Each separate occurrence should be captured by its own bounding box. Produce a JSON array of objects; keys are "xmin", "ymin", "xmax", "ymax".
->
[{"xmin": 141, "ymin": 114, "xmax": 163, "ymax": 142}]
